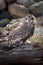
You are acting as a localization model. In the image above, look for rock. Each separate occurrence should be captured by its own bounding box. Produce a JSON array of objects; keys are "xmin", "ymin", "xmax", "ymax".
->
[
  {"xmin": 37, "ymin": 16, "xmax": 43, "ymax": 26},
  {"xmin": 0, "ymin": 19, "xmax": 10, "ymax": 27},
  {"xmin": 0, "ymin": 0, "xmax": 6, "ymax": 10},
  {"xmin": 8, "ymin": 4, "xmax": 29, "ymax": 18},
  {"xmin": 9, "ymin": 18, "xmax": 25, "ymax": 24},
  {"xmin": 34, "ymin": 0, "xmax": 43, "ymax": 2},
  {"xmin": 17, "ymin": 0, "xmax": 35, "ymax": 8},
  {"xmin": 28, "ymin": 26, "xmax": 43, "ymax": 47},
  {"xmin": 6, "ymin": 0, "xmax": 17, "ymax": 3},
  {"xmin": 0, "ymin": 43, "xmax": 43, "ymax": 64},
  {"xmin": 29, "ymin": 1, "xmax": 43, "ymax": 16}
]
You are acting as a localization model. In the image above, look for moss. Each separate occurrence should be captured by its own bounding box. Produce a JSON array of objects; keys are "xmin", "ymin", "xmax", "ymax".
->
[{"xmin": 28, "ymin": 35, "xmax": 43, "ymax": 43}]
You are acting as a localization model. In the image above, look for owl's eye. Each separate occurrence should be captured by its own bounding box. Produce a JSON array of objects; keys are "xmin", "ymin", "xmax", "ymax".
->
[
  {"xmin": 31, "ymin": 17, "xmax": 34, "ymax": 20},
  {"xmin": 26, "ymin": 17, "xmax": 28, "ymax": 20}
]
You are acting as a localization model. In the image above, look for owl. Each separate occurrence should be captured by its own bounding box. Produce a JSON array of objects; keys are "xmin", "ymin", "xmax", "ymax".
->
[{"xmin": 7, "ymin": 14, "xmax": 35, "ymax": 46}]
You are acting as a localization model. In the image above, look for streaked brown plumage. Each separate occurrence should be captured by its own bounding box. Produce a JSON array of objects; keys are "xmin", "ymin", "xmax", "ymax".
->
[{"xmin": 7, "ymin": 14, "xmax": 35, "ymax": 46}]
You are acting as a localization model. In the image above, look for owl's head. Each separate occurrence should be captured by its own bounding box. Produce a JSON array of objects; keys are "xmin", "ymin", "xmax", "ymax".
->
[{"xmin": 25, "ymin": 14, "xmax": 38, "ymax": 27}]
